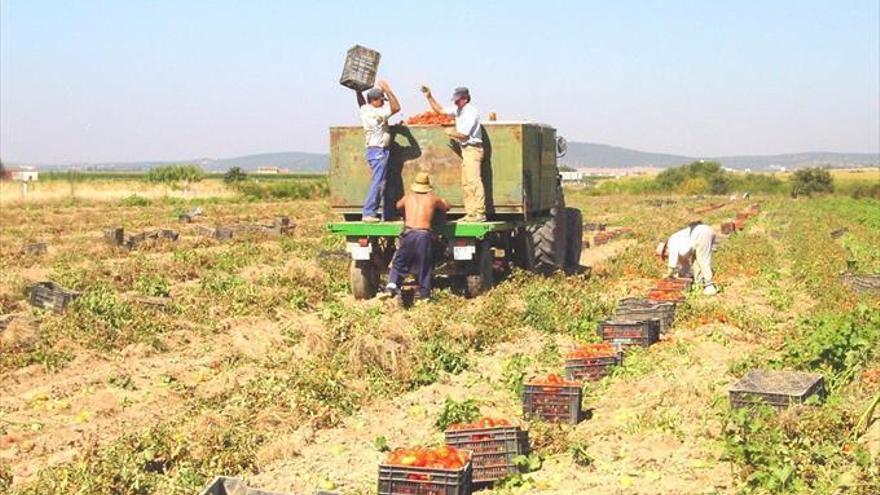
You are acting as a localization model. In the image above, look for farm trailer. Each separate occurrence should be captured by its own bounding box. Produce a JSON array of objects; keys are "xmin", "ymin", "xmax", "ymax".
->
[{"xmin": 327, "ymin": 122, "xmax": 584, "ymax": 299}]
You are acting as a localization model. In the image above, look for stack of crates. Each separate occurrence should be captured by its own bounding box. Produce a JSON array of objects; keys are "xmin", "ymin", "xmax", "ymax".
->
[
  {"xmin": 445, "ymin": 425, "xmax": 528, "ymax": 485},
  {"xmin": 615, "ymin": 297, "xmax": 676, "ymax": 334},
  {"xmin": 377, "ymin": 461, "xmax": 472, "ymax": 495},
  {"xmin": 339, "ymin": 45, "xmax": 381, "ymax": 91}
]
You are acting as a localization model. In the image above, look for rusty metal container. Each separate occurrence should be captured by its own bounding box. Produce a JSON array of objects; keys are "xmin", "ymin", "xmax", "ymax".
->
[{"xmin": 329, "ymin": 123, "xmax": 560, "ymax": 218}]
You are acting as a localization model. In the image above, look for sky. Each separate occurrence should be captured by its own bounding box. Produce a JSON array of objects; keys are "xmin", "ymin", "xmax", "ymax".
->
[{"xmin": 1, "ymin": 0, "xmax": 878, "ymax": 163}]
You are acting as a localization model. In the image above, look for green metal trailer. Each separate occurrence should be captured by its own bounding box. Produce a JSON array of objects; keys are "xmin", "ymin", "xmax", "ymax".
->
[{"xmin": 327, "ymin": 121, "xmax": 583, "ymax": 299}]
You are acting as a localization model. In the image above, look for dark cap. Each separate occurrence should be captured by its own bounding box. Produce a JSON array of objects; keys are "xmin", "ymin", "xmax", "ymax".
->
[
  {"xmin": 366, "ymin": 88, "xmax": 387, "ymax": 102},
  {"xmin": 451, "ymin": 87, "xmax": 470, "ymax": 101}
]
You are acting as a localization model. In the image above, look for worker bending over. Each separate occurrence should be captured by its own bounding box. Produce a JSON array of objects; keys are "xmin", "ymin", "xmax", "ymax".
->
[
  {"xmin": 420, "ymin": 85, "xmax": 486, "ymax": 222},
  {"xmin": 382, "ymin": 173, "xmax": 450, "ymax": 301},
  {"xmin": 355, "ymin": 80, "xmax": 401, "ymax": 222},
  {"xmin": 657, "ymin": 219, "xmax": 718, "ymax": 295}
]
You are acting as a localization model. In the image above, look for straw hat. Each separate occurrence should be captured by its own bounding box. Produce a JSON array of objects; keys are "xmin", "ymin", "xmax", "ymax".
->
[{"xmin": 411, "ymin": 172, "xmax": 433, "ymax": 193}]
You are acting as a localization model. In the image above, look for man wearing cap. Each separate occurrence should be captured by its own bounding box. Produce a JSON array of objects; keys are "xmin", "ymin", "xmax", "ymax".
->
[
  {"xmin": 656, "ymin": 219, "xmax": 717, "ymax": 295},
  {"xmin": 381, "ymin": 173, "xmax": 450, "ymax": 301},
  {"xmin": 420, "ymin": 85, "xmax": 486, "ymax": 222},
  {"xmin": 356, "ymin": 80, "xmax": 401, "ymax": 222}
]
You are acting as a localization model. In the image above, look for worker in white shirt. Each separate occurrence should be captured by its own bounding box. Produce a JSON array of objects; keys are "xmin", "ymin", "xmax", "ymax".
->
[
  {"xmin": 355, "ymin": 80, "xmax": 401, "ymax": 222},
  {"xmin": 420, "ymin": 85, "xmax": 486, "ymax": 222},
  {"xmin": 656, "ymin": 218, "xmax": 718, "ymax": 295}
]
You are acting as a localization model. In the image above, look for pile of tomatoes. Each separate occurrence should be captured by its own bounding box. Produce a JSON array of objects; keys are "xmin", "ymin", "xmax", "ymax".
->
[
  {"xmin": 446, "ymin": 416, "xmax": 512, "ymax": 431},
  {"xmin": 385, "ymin": 445, "xmax": 470, "ymax": 470},
  {"xmin": 567, "ymin": 343, "xmax": 616, "ymax": 359},
  {"xmin": 527, "ymin": 373, "xmax": 581, "ymax": 387},
  {"xmin": 405, "ymin": 111, "xmax": 454, "ymax": 126}
]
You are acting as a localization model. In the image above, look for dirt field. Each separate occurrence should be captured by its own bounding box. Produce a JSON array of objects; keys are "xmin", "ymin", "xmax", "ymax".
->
[{"xmin": 1, "ymin": 183, "xmax": 878, "ymax": 494}]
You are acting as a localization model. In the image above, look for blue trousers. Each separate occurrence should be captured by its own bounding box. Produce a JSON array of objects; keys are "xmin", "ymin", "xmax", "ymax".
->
[
  {"xmin": 389, "ymin": 229, "xmax": 433, "ymax": 299},
  {"xmin": 363, "ymin": 147, "xmax": 394, "ymax": 219}
]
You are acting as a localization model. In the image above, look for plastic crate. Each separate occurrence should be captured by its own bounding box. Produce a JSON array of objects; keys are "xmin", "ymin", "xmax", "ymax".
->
[
  {"xmin": 598, "ymin": 319, "xmax": 660, "ymax": 349},
  {"xmin": 27, "ymin": 281, "xmax": 79, "ymax": 314},
  {"xmin": 104, "ymin": 227, "xmax": 124, "ymax": 246},
  {"xmin": 615, "ymin": 299, "xmax": 675, "ymax": 334},
  {"xmin": 23, "ymin": 242, "xmax": 47, "ymax": 255},
  {"xmin": 729, "ymin": 370, "xmax": 825, "ymax": 409},
  {"xmin": 655, "ymin": 278, "xmax": 692, "ymax": 292},
  {"xmin": 200, "ymin": 476, "xmax": 294, "ymax": 495},
  {"xmin": 522, "ymin": 383, "xmax": 583, "ymax": 424},
  {"xmin": 444, "ymin": 426, "xmax": 528, "ymax": 484},
  {"xmin": 647, "ymin": 288, "xmax": 685, "ymax": 303},
  {"xmin": 565, "ymin": 353, "xmax": 622, "ymax": 381},
  {"xmin": 340, "ymin": 45, "xmax": 381, "ymax": 92},
  {"xmin": 378, "ymin": 461, "xmax": 472, "ymax": 495}
]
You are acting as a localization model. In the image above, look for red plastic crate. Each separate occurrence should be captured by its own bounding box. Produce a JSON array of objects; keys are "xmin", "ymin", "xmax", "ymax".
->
[{"xmin": 444, "ymin": 426, "xmax": 528, "ymax": 484}]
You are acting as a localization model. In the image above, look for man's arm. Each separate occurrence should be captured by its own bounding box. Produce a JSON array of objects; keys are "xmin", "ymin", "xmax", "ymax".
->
[
  {"xmin": 421, "ymin": 86, "xmax": 446, "ymax": 114},
  {"xmin": 355, "ymin": 90, "xmax": 365, "ymax": 108},
  {"xmin": 435, "ymin": 196, "xmax": 451, "ymax": 212},
  {"xmin": 396, "ymin": 196, "xmax": 406, "ymax": 209},
  {"xmin": 377, "ymin": 80, "xmax": 400, "ymax": 116}
]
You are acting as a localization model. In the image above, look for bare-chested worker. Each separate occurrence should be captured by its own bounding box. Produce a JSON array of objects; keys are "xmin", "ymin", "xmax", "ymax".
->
[{"xmin": 381, "ymin": 172, "xmax": 450, "ymax": 301}]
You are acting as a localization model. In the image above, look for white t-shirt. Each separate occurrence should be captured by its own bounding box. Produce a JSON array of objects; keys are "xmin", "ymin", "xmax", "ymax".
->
[
  {"xmin": 443, "ymin": 103, "xmax": 482, "ymax": 146},
  {"xmin": 359, "ymin": 104, "xmax": 392, "ymax": 148},
  {"xmin": 667, "ymin": 227, "xmax": 693, "ymax": 268}
]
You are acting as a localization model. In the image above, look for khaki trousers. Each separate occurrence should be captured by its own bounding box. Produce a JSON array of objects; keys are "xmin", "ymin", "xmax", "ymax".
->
[{"xmin": 461, "ymin": 146, "xmax": 486, "ymax": 216}]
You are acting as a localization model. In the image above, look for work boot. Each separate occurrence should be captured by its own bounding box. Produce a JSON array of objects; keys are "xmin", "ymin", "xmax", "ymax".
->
[
  {"xmin": 461, "ymin": 214, "xmax": 487, "ymax": 223},
  {"xmin": 362, "ymin": 216, "xmax": 380, "ymax": 223},
  {"xmin": 703, "ymin": 284, "xmax": 718, "ymax": 296}
]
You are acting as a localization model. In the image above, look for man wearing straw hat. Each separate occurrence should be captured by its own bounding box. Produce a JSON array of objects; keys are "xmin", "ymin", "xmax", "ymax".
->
[
  {"xmin": 381, "ymin": 173, "xmax": 450, "ymax": 301},
  {"xmin": 656, "ymin": 217, "xmax": 718, "ymax": 295}
]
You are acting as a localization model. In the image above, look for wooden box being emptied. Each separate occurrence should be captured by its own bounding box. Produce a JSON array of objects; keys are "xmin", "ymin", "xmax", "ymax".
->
[{"xmin": 729, "ymin": 369, "xmax": 825, "ymax": 409}]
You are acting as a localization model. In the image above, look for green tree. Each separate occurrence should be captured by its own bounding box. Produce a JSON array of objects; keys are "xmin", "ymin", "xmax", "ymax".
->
[
  {"xmin": 147, "ymin": 164, "xmax": 205, "ymax": 196},
  {"xmin": 656, "ymin": 161, "xmax": 731, "ymax": 194},
  {"xmin": 224, "ymin": 166, "xmax": 247, "ymax": 184},
  {"xmin": 790, "ymin": 167, "xmax": 834, "ymax": 197}
]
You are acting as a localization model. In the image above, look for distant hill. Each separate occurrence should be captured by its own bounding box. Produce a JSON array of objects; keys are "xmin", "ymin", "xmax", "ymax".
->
[
  {"xmin": 560, "ymin": 142, "xmax": 879, "ymax": 170},
  {"xmin": 9, "ymin": 143, "xmax": 877, "ymax": 172}
]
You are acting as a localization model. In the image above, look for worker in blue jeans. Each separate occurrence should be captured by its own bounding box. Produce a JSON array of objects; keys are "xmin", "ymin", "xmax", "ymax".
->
[
  {"xmin": 355, "ymin": 80, "xmax": 401, "ymax": 222},
  {"xmin": 382, "ymin": 173, "xmax": 450, "ymax": 301}
]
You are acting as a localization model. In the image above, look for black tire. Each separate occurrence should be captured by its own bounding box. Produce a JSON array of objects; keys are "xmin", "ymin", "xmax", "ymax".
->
[
  {"xmin": 466, "ymin": 241, "xmax": 494, "ymax": 297},
  {"xmin": 528, "ymin": 183, "xmax": 567, "ymax": 275},
  {"xmin": 349, "ymin": 259, "xmax": 379, "ymax": 299},
  {"xmin": 563, "ymin": 207, "xmax": 584, "ymax": 271},
  {"xmin": 512, "ymin": 229, "xmax": 536, "ymax": 271}
]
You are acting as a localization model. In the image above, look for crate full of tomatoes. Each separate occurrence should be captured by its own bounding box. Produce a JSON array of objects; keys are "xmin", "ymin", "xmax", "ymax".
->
[
  {"xmin": 379, "ymin": 445, "xmax": 472, "ymax": 495},
  {"xmin": 444, "ymin": 417, "xmax": 529, "ymax": 485},
  {"xmin": 564, "ymin": 343, "xmax": 622, "ymax": 382},
  {"xmin": 598, "ymin": 319, "xmax": 660, "ymax": 349},
  {"xmin": 522, "ymin": 374, "xmax": 584, "ymax": 425}
]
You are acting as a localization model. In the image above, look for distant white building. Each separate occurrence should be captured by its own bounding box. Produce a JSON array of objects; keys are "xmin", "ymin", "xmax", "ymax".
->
[
  {"xmin": 255, "ymin": 166, "xmax": 289, "ymax": 174},
  {"xmin": 10, "ymin": 167, "xmax": 38, "ymax": 182},
  {"xmin": 560, "ymin": 171, "xmax": 585, "ymax": 182}
]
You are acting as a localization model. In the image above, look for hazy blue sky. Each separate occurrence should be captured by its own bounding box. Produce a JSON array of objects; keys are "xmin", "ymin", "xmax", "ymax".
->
[{"xmin": 1, "ymin": 0, "xmax": 878, "ymax": 163}]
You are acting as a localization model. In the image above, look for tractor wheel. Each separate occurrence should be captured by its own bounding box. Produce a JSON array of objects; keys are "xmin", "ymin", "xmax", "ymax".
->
[
  {"xmin": 512, "ymin": 229, "xmax": 536, "ymax": 271},
  {"xmin": 563, "ymin": 207, "xmax": 584, "ymax": 272},
  {"xmin": 528, "ymin": 184, "xmax": 567, "ymax": 275},
  {"xmin": 349, "ymin": 259, "xmax": 379, "ymax": 299},
  {"xmin": 466, "ymin": 241, "xmax": 494, "ymax": 297}
]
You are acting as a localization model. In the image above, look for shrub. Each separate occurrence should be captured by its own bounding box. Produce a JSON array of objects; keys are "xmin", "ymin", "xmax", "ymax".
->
[
  {"xmin": 119, "ymin": 194, "xmax": 151, "ymax": 207},
  {"xmin": 223, "ymin": 166, "xmax": 247, "ymax": 184},
  {"xmin": 656, "ymin": 161, "xmax": 731, "ymax": 194},
  {"xmin": 677, "ymin": 177, "xmax": 710, "ymax": 195},
  {"xmin": 790, "ymin": 167, "xmax": 834, "ymax": 197}
]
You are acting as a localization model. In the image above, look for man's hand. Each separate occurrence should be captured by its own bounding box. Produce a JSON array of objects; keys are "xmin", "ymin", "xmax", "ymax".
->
[
  {"xmin": 377, "ymin": 80, "xmax": 391, "ymax": 91},
  {"xmin": 420, "ymin": 85, "xmax": 432, "ymax": 97}
]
